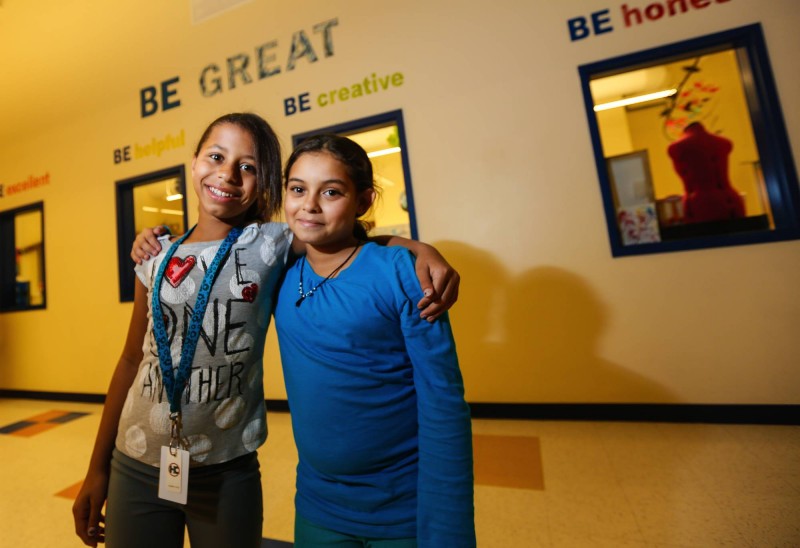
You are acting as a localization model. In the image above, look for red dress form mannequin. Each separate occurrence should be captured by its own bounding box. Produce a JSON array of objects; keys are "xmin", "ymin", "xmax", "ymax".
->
[{"xmin": 667, "ymin": 122, "xmax": 746, "ymax": 223}]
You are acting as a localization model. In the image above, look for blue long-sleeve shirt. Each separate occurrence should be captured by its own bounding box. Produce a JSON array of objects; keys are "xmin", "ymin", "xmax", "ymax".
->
[{"xmin": 274, "ymin": 243, "xmax": 475, "ymax": 546}]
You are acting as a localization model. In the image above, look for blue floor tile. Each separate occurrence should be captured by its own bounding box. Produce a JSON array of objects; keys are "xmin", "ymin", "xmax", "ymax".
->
[
  {"xmin": 0, "ymin": 420, "xmax": 35, "ymax": 434},
  {"xmin": 47, "ymin": 411, "xmax": 90, "ymax": 423}
]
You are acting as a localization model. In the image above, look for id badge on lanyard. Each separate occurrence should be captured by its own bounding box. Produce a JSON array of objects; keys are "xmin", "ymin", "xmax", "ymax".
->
[{"xmin": 150, "ymin": 225, "xmax": 242, "ymax": 503}]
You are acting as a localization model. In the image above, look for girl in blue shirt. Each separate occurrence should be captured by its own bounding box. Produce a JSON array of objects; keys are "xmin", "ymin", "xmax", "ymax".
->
[{"xmin": 274, "ymin": 134, "xmax": 475, "ymax": 547}]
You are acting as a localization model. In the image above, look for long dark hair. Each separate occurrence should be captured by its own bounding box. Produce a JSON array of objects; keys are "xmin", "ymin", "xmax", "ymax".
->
[
  {"xmin": 284, "ymin": 133, "xmax": 376, "ymax": 240},
  {"xmin": 195, "ymin": 113, "xmax": 283, "ymax": 223}
]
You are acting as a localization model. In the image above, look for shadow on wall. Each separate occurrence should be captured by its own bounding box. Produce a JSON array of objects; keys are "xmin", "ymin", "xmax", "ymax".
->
[{"xmin": 434, "ymin": 241, "xmax": 678, "ymax": 403}]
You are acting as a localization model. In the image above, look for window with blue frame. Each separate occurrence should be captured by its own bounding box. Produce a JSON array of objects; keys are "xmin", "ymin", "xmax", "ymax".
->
[
  {"xmin": 579, "ymin": 24, "xmax": 800, "ymax": 257},
  {"xmin": 0, "ymin": 202, "xmax": 45, "ymax": 312}
]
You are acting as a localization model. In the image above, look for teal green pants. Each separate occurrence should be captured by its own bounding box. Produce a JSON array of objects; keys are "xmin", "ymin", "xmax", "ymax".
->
[
  {"xmin": 105, "ymin": 449, "xmax": 263, "ymax": 548},
  {"xmin": 294, "ymin": 514, "xmax": 417, "ymax": 547}
]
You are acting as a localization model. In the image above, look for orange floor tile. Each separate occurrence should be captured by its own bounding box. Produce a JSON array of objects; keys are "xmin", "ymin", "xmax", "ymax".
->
[{"xmin": 473, "ymin": 434, "xmax": 544, "ymax": 490}]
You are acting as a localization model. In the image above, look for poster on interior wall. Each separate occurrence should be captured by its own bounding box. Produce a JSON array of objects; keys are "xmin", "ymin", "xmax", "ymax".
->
[{"xmin": 617, "ymin": 204, "xmax": 661, "ymax": 245}]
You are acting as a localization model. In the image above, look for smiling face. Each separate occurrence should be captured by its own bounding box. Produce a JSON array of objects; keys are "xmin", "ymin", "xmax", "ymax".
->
[
  {"xmin": 284, "ymin": 151, "xmax": 375, "ymax": 253},
  {"xmin": 191, "ymin": 122, "xmax": 259, "ymax": 228}
]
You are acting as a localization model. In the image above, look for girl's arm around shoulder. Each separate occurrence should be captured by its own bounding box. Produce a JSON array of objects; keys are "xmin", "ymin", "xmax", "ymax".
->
[
  {"xmin": 131, "ymin": 225, "xmax": 172, "ymax": 264},
  {"xmin": 72, "ymin": 280, "xmax": 149, "ymax": 547},
  {"xmin": 371, "ymin": 234, "xmax": 460, "ymax": 322}
]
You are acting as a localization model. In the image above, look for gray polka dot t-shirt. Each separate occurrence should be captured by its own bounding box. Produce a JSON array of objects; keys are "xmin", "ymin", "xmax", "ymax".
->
[{"xmin": 116, "ymin": 222, "xmax": 292, "ymax": 467}]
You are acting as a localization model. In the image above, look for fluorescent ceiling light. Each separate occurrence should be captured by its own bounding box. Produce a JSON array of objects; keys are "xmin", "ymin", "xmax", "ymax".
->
[
  {"xmin": 367, "ymin": 147, "xmax": 401, "ymax": 158},
  {"xmin": 166, "ymin": 193, "xmax": 183, "ymax": 201},
  {"xmin": 142, "ymin": 206, "xmax": 183, "ymax": 216},
  {"xmin": 593, "ymin": 89, "xmax": 677, "ymax": 112}
]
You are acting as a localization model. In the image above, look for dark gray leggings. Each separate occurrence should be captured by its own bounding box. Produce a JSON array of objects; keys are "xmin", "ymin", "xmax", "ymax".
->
[{"xmin": 106, "ymin": 449, "xmax": 263, "ymax": 548}]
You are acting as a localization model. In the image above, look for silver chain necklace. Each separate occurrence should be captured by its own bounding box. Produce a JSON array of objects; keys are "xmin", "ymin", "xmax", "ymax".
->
[{"xmin": 296, "ymin": 243, "xmax": 362, "ymax": 307}]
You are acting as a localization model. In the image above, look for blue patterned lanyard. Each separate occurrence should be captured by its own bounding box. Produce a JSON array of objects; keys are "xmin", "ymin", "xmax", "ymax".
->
[{"xmin": 151, "ymin": 224, "xmax": 243, "ymax": 414}]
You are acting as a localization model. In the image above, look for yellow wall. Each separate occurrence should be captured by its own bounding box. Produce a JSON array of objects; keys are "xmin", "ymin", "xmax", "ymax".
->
[{"xmin": 1, "ymin": 0, "xmax": 799, "ymax": 404}]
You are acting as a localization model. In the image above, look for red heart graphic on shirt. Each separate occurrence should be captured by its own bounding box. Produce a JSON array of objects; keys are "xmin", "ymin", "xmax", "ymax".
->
[
  {"xmin": 241, "ymin": 283, "xmax": 259, "ymax": 303},
  {"xmin": 165, "ymin": 256, "xmax": 197, "ymax": 288}
]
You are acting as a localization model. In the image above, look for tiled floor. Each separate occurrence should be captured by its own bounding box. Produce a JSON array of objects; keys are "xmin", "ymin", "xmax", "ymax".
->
[{"xmin": 1, "ymin": 398, "xmax": 798, "ymax": 547}]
